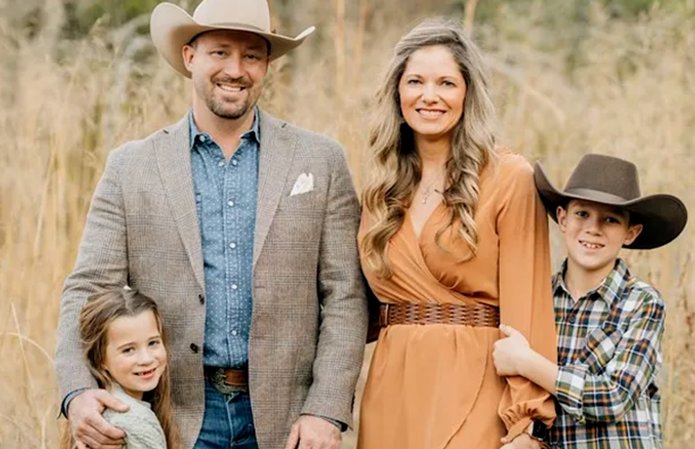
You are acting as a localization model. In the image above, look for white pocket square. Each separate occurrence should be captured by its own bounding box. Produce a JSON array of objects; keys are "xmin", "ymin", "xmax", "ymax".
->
[{"xmin": 290, "ymin": 172, "xmax": 314, "ymax": 196}]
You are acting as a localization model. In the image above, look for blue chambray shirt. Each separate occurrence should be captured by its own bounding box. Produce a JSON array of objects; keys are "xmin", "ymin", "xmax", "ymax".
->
[{"xmin": 189, "ymin": 110, "xmax": 260, "ymax": 368}]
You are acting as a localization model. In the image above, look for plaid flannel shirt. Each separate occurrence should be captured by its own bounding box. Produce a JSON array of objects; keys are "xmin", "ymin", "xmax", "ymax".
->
[{"xmin": 546, "ymin": 258, "xmax": 664, "ymax": 449}]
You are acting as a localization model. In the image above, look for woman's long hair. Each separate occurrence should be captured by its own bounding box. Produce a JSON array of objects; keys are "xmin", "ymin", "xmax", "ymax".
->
[
  {"xmin": 360, "ymin": 18, "xmax": 497, "ymax": 277},
  {"xmin": 59, "ymin": 288, "xmax": 180, "ymax": 449}
]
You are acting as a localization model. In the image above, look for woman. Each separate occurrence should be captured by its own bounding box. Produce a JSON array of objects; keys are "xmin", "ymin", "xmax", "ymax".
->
[{"xmin": 358, "ymin": 19, "xmax": 556, "ymax": 449}]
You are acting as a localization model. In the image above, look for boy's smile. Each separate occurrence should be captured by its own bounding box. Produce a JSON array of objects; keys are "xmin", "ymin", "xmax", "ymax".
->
[{"xmin": 558, "ymin": 199, "xmax": 643, "ymax": 284}]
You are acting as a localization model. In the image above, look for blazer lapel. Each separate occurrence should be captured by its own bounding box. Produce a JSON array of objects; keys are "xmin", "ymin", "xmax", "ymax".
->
[
  {"xmin": 155, "ymin": 116, "xmax": 205, "ymax": 290},
  {"xmin": 254, "ymin": 111, "xmax": 296, "ymax": 268}
]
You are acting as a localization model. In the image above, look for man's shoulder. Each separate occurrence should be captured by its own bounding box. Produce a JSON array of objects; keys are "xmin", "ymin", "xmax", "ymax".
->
[
  {"xmin": 109, "ymin": 116, "xmax": 187, "ymax": 159},
  {"xmin": 260, "ymin": 111, "xmax": 343, "ymax": 154}
]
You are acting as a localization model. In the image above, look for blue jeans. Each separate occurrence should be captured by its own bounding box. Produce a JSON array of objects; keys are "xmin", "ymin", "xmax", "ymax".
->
[{"xmin": 193, "ymin": 380, "xmax": 258, "ymax": 449}]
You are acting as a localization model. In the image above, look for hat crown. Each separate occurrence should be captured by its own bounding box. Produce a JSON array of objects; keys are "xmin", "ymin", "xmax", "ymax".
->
[
  {"xmin": 194, "ymin": 0, "xmax": 270, "ymax": 32},
  {"xmin": 564, "ymin": 154, "xmax": 641, "ymax": 201}
]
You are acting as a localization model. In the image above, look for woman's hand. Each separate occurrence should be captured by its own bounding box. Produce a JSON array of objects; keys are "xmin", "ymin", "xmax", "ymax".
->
[{"xmin": 493, "ymin": 324, "xmax": 531, "ymax": 377}]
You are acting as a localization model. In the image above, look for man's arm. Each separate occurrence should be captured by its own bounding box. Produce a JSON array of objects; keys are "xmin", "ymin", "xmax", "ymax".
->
[
  {"xmin": 299, "ymin": 141, "xmax": 369, "ymax": 424},
  {"xmin": 55, "ymin": 149, "xmax": 131, "ymax": 447},
  {"xmin": 56, "ymin": 149, "xmax": 130, "ymax": 394}
]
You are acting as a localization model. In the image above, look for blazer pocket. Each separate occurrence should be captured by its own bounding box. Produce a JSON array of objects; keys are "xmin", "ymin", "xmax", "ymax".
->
[{"xmin": 279, "ymin": 191, "xmax": 325, "ymax": 214}]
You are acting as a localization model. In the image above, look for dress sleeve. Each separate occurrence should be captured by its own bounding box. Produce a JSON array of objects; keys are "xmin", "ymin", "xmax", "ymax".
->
[{"xmin": 495, "ymin": 156, "xmax": 557, "ymax": 440}]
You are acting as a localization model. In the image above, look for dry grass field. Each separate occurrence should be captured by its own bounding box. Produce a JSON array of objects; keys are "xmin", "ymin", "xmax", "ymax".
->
[{"xmin": 1, "ymin": 1, "xmax": 693, "ymax": 448}]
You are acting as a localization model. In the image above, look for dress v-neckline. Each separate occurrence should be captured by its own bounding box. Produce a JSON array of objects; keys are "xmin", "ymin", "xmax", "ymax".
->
[{"xmin": 407, "ymin": 202, "xmax": 444, "ymax": 241}]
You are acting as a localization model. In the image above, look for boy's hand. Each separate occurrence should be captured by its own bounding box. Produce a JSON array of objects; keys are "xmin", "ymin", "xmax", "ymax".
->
[{"xmin": 493, "ymin": 324, "xmax": 531, "ymax": 377}]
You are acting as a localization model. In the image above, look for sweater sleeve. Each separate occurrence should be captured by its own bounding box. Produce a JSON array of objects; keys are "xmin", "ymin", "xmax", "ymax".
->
[
  {"xmin": 495, "ymin": 156, "xmax": 557, "ymax": 440},
  {"xmin": 104, "ymin": 407, "xmax": 167, "ymax": 449}
]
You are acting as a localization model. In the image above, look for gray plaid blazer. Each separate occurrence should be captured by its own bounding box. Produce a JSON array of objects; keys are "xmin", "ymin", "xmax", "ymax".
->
[{"xmin": 55, "ymin": 111, "xmax": 368, "ymax": 449}]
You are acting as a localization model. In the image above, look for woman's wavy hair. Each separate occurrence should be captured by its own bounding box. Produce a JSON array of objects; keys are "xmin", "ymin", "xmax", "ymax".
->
[
  {"xmin": 360, "ymin": 18, "xmax": 497, "ymax": 278},
  {"xmin": 59, "ymin": 288, "xmax": 180, "ymax": 449}
]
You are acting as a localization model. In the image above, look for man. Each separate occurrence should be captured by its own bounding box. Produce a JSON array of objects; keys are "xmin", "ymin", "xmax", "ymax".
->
[{"xmin": 55, "ymin": 1, "xmax": 368, "ymax": 448}]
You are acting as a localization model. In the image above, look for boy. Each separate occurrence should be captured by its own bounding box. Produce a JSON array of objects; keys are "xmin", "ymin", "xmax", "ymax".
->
[{"xmin": 492, "ymin": 154, "xmax": 687, "ymax": 448}]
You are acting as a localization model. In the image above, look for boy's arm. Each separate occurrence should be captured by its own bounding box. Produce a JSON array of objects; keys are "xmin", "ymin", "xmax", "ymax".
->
[
  {"xmin": 554, "ymin": 293, "xmax": 664, "ymax": 423},
  {"xmin": 495, "ymin": 325, "xmax": 559, "ymax": 395}
]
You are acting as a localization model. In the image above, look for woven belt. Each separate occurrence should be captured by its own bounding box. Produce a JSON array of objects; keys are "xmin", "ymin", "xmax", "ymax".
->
[
  {"xmin": 204, "ymin": 366, "xmax": 248, "ymax": 393},
  {"xmin": 379, "ymin": 302, "xmax": 499, "ymax": 327}
]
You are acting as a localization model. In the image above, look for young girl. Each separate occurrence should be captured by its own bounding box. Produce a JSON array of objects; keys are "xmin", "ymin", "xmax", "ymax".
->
[{"xmin": 60, "ymin": 288, "xmax": 179, "ymax": 449}]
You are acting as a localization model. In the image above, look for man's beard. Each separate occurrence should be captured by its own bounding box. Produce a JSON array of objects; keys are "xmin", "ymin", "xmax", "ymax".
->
[
  {"xmin": 208, "ymin": 97, "xmax": 251, "ymax": 120},
  {"xmin": 206, "ymin": 75, "xmax": 256, "ymax": 120}
]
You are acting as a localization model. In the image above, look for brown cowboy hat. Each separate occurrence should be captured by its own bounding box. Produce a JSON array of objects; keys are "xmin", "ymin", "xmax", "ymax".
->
[
  {"xmin": 150, "ymin": 0, "xmax": 315, "ymax": 78},
  {"xmin": 534, "ymin": 153, "xmax": 687, "ymax": 250}
]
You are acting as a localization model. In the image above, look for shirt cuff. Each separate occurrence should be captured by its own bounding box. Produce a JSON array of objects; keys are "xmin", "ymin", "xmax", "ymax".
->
[
  {"xmin": 555, "ymin": 363, "xmax": 588, "ymax": 422},
  {"xmin": 301, "ymin": 414, "xmax": 347, "ymax": 432},
  {"xmin": 61, "ymin": 388, "xmax": 89, "ymax": 418}
]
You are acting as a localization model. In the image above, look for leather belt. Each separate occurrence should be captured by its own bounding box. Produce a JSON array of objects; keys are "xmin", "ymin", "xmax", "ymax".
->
[
  {"xmin": 379, "ymin": 302, "xmax": 500, "ymax": 327},
  {"xmin": 204, "ymin": 366, "xmax": 248, "ymax": 393}
]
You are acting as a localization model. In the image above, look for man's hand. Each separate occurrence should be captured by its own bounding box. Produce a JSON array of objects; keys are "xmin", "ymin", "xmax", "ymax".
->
[
  {"xmin": 283, "ymin": 415, "xmax": 342, "ymax": 449},
  {"xmin": 493, "ymin": 324, "xmax": 531, "ymax": 377},
  {"xmin": 500, "ymin": 433, "xmax": 542, "ymax": 449},
  {"xmin": 67, "ymin": 388, "xmax": 128, "ymax": 449}
]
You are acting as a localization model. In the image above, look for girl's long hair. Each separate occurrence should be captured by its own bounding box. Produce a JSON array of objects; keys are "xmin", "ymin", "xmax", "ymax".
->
[
  {"xmin": 59, "ymin": 288, "xmax": 180, "ymax": 449},
  {"xmin": 360, "ymin": 18, "xmax": 497, "ymax": 277}
]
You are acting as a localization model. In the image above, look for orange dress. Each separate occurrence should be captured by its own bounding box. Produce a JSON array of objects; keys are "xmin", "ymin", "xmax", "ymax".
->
[{"xmin": 357, "ymin": 153, "xmax": 557, "ymax": 449}]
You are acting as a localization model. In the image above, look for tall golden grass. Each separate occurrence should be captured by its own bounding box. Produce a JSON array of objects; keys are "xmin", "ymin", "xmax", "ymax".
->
[{"xmin": 1, "ymin": 1, "xmax": 693, "ymax": 448}]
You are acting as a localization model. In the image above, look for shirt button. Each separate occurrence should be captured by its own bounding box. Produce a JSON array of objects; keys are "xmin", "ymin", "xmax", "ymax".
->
[
  {"xmin": 231, "ymin": 330, "xmax": 238, "ymax": 336},
  {"xmin": 567, "ymin": 312, "xmax": 577, "ymax": 323},
  {"xmin": 198, "ymin": 294, "xmax": 205, "ymax": 304},
  {"xmin": 218, "ymin": 160, "xmax": 225, "ymax": 167},
  {"xmin": 231, "ymin": 284, "xmax": 238, "ymax": 290},
  {"xmin": 190, "ymin": 343, "xmax": 199, "ymax": 353},
  {"xmin": 227, "ymin": 200, "xmax": 235, "ymax": 207},
  {"xmin": 231, "ymin": 159, "xmax": 238, "ymax": 166},
  {"xmin": 229, "ymin": 242, "xmax": 237, "ymax": 249}
]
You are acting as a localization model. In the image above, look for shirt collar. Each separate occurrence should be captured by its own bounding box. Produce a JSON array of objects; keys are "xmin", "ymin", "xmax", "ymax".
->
[
  {"xmin": 188, "ymin": 108, "xmax": 261, "ymax": 150},
  {"xmin": 553, "ymin": 258, "xmax": 632, "ymax": 305}
]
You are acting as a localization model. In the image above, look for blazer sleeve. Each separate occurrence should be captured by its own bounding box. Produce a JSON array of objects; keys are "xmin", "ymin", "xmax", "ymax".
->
[
  {"xmin": 300, "ymin": 141, "xmax": 369, "ymax": 427},
  {"xmin": 496, "ymin": 157, "xmax": 557, "ymax": 440},
  {"xmin": 55, "ymin": 149, "xmax": 129, "ymax": 400}
]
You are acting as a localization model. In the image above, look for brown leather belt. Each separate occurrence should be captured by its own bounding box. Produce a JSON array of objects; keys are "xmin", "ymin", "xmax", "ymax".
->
[
  {"xmin": 379, "ymin": 302, "xmax": 499, "ymax": 327},
  {"xmin": 204, "ymin": 366, "xmax": 248, "ymax": 389}
]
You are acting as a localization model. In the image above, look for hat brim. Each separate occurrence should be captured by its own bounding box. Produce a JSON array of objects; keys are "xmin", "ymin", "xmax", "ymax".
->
[
  {"xmin": 150, "ymin": 3, "xmax": 315, "ymax": 78},
  {"xmin": 534, "ymin": 161, "xmax": 688, "ymax": 249}
]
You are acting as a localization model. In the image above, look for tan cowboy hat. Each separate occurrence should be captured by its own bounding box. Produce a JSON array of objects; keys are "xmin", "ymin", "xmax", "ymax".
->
[
  {"xmin": 150, "ymin": 0, "xmax": 315, "ymax": 77},
  {"xmin": 534, "ymin": 153, "xmax": 687, "ymax": 250}
]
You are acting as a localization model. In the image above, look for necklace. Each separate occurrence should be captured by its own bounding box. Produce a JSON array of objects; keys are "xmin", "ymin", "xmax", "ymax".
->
[{"xmin": 419, "ymin": 181, "xmax": 441, "ymax": 204}]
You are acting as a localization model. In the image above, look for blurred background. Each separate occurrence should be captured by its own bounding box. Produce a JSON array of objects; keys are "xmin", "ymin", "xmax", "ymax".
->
[{"xmin": 1, "ymin": 0, "xmax": 693, "ymax": 447}]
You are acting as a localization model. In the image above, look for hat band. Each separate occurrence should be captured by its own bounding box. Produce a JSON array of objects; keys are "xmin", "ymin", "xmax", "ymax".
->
[
  {"xmin": 196, "ymin": 21, "xmax": 269, "ymax": 34},
  {"xmin": 564, "ymin": 188, "xmax": 633, "ymax": 204}
]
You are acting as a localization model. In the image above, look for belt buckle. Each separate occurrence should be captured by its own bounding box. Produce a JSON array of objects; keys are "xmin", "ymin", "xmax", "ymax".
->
[
  {"xmin": 379, "ymin": 303, "xmax": 390, "ymax": 327},
  {"xmin": 210, "ymin": 368, "xmax": 247, "ymax": 395}
]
